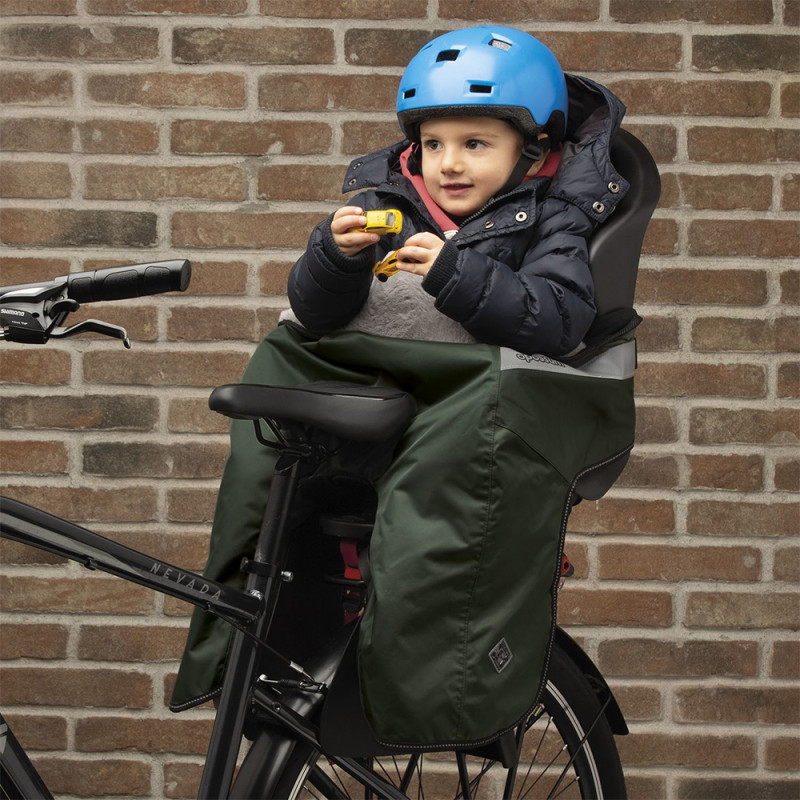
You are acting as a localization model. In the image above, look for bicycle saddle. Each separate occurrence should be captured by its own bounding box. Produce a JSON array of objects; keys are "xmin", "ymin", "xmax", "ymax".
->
[{"xmin": 209, "ymin": 381, "xmax": 417, "ymax": 443}]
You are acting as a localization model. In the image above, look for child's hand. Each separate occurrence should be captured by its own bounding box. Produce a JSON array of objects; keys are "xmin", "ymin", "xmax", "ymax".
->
[
  {"xmin": 395, "ymin": 233, "xmax": 445, "ymax": 277},
  {"xmin": 331, "ymin": 206, "xmax": 380, "ymax": 257}
]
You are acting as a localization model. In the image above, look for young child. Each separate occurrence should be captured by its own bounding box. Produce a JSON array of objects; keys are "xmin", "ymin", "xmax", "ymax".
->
[
  {"xmin": 172, "ymin": 25, "xmax": 634, "ymax": 748},
  {"xmin": 285, "ymin": 25, "xmax": 628, "ymax": 357}
]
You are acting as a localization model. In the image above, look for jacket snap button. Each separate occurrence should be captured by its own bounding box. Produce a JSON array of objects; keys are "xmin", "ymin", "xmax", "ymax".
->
[
  {"xmin": 608, "ymin": 181, "xmax": 620, "ymax": 193},
  {"xmin": 353, "ymin": 161, "xmax": 362, "ymax": 169},
  {"xmin": 515, "ymin": 211, "xmax": 528, "ymax": 223},
  {"xmin": 593, "ymin": 201, "xmax": 605, "ymax": 213},
  {"xmin": 348, "ymin": 178, "xmax": 357, "ymax": 187},
  {"xmin": 483, "ymin": 220, "xmax": 495, "ymax": 229}
]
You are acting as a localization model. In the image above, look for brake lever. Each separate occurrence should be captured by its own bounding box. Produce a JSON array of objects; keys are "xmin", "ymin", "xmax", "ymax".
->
[{"xmin": 49, "ymin": 319, "xmax": 131, "ymax": 348}]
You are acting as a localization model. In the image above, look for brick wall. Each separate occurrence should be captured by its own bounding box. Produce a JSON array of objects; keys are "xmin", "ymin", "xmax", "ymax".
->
[{"xmin": 0, "ymin": 0, "xmax": 797, "ymax": 797}]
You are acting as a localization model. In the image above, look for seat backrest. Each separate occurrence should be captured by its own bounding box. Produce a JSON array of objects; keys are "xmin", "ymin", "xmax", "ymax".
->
[{"xmin": 583, "ymin": 129, "xmax": 661, "ymax": 348}]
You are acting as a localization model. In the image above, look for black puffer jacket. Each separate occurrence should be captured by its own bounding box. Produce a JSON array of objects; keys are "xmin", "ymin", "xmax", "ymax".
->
[{"xmin": 288, "ymin": 75, "xmax": 629, "ymax": 357}]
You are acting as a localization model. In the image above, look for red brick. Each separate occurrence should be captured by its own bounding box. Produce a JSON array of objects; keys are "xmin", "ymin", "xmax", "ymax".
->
[
  {"xmin": 84, "ymin": 163, "xmax": 245, "ymax": 201},
  {"xmin": 634, "ymin": 404, "xmax": 678, "ymax": 443},
  {"xmin": 636, "ymin": 268, "xmax": 767, "ymax": 306},
  {"xmin": 782, "ymin": 174, "xmax": 800, "ymax": 210},
  {"xmin": 172, "ymin": 210, "xmax": 323, "ymax": 249},
  {"xmin": 179, "ymin": 260, "xmax": 248, "ymax": 294},
  {"xmin": 70, "ymin": 303, "xmax": 158, "ymax": 342},
  {"xmin": 78, "ymin": 119, "xmax": 159, "ymax": 153},
  {"xmin": 782, "ymin": 82, "xmax": 800, "ymax": 116},
  {"xmin": 76, "ymin": 716, "xmax": 211, "ymax": 754},
  {"xmin": 264, "ymin": 0, "xmax": 427, "ymax": 17},
  {"xmin": 610, "ymin": 0, "xmax": 773, "ymax": 24},
  {"xmin": 89, "ymin": 0, "xmax": 246, "ymax": 11},
  {"xmin": 676, "ymin": 686, "xmax": 799, "ymax": 724},
  {"xmin": 782, "ymin": 268, "xmax": 800, "ymax": 304},
  {"xmin": 0, "ymin": 350, "xmax": 71, "ymax": 385},
  {"xmin": 0, "ymin": 118, "xmax": 73, "ymax": 152},
  {"xmin": 259, "ymin": 261, "xmax": 293, "ymax": 295},
  {"xmin": 163, "ymin": 761, "xmax": 202, "ymax": 799},
  {"xmin": 259, "ymin": 73, "xmax": 397, "ymax": 112},
  {"xmin": 171, "ymin": 119, "xmax": 331, "ymax": 155},
  {"xmin": 2, "ymin": 715, "xmax": 67, "ymax": 751},
  {"xmin": 0, "ymin": 624, "xmax": 69, "ymax": 660},
  {"xmin": 34, "ymin": 757, "xmax": 151, "ymax": 797},
  {"xmin": 634, "ymin": 316, "xmax": 680, "ymax": 353},
  {"xmin": 686, "ymin": 591, "xmax": 799, "ymax": 630},
  {"xmin": 0, "ymin": 667, "xmax": 152, "ymax": 707},
  {"xmin": 775, "ymin": 458, "xmax": 800, "ymax": 491},
  {"xmin": 692, "ymin": 317, "xmax": 799, "ymax": 353},
  {"xmin": 690, "ymin": 407, "xmax": 799, "ymax": 445},
  {"xmin": 689, "ymin": 220, "xmax": 800, "ymax": 258},
  {"xmin": 688, "ymin": 500, "xmax": 799, "ymax": 537},
  {"xmin": 88, "ymin": 72, "xmax": 245, "ymax": 108},
  {"xmin": 83, "ymin": 441, "xmax": 228, "ymax": 478},
  {"xmin": 1, "ymin": 0, "xmax": 76, "ymax": 12},
  {"xmin": 342, "ymin": 120, "xmax": 404, "ymax": 155},
  {"xmin": 0, "ymin": 24, "xmax": 159, "ymax": 61},
  {"xmin": 112, "ymin": 530, "xmax": 208, "ymax": 572},
  {"xmin": 0, "ymin": 256, "xmax": 70, "ymax": 284},
  {"xmin": 688, "ymin": 454, "xmax": 763, "ymax": 491},
  {"xmin": 610, "ymin": 685, "xmax": 662, "ymax": 721},
  {"xmin": 168, "ymin": 398, "xmax": 229, "ymax": 434},
  {"xmin": 618, "ymin": 732, "xmax": 756, "ymax": 768},
  {"xmin": 778, "ymin": 361, "xmax": 800, "ymax": 398},
  {"xmin": 774, "ymin": 546, "xmax": 800, "ymax": 583},
  {"xmin": 83, "ymin": 350, "xmax": 249, "ymax": 387},
  {"xmin": 0, "ymin": 486, "xmax": 158, "ymax": 523},
  {"xmin": 173, "ymin": 26, "xmax": 333, "ymax": 64},
  {"xmin": 678, "ymin": 778, "xmax": 800, "ymax": 800},
  {"xmin": 440, "ymin": 0, "xmax": 599, "ymax": 20},
  {"xmin": 558, "ymin": 587, "xmax": 672, "ymax": 627},
  {"xmin": 1, "ymin": 208, "xmax": 157, "ymax": 247},
  {"xmin": 636, "ymin": 362, "xmax": 766, "ymax": 398},
  {"xmin": 608, "ymin": 79, "xmax": 771, "ymax": 117},
  {"xmin": 641, "ymin": 218, "xmax": 678, "ymax": 255},
  {"xmin": 0, "ymin": 394, "xmax": 158, "ymax": 431},
  {"xmin": 568, "ymin": 497, "xmax": 675, "ymax": 534},
  {"xmin": 688, "ymin": 126, "xmax": 800, "ymax": 163},
  {"xmin": 256, "ymin": 307, "xmax": 284, "ymax": 338},
  {"xmin": 78, "ymin": 624, "xmax": 187, "ymax": 662},
  {"xmin": 598, "ymin": 544, "xmax": 760, "ymax": 582},
  {"xmin": 167, "ymin": 488, "xmax": 218, "ymax": 523},
  {"xmin": 598, "ymin": 638, "xmax": 758, "ymax": 678},
  {"xmin": 771, "ymin": 641, "xmax": 800, "ymax": 678},
  {"xmin": 615, "ymin": 453, "xmax": 679, "ymax": 488},
  {"xmin": 0, "ymin": 161, "xmax": 72, "ymax": 198},
  {"xmin": 0, "ymin": 440, "xmax": 69, "ymax": 475},
  {"xmin": 0, "ymin": 539, "xmax": 65, "ymax": 566},
  {"xmin": 167, "ymin": 305, "xmax": 257, "ymax": 341},
  {"xmin": 659, "ymin": 172, "xmax": 772, "ymax": 211},
  {"xmin": 0, "ymin": 70, "xmax": 72, "ymax": 104},
  {"xmin": 539, "ymin": 32, "xmax": 682, "ymax": 72},
  {"xmin": 622, "ymin": 124, "xmax": 678, "ymax": 164},
  {"xmin": 694, "ymin": 34, "xmax": 799, "ymax": 71},
  {"xmin": 765, "ymin": 737, "xmax": 800, "ymax": 771},
  {"xmin": 258, "ymin": 164, "xmax": 346, "ymax": 202}
]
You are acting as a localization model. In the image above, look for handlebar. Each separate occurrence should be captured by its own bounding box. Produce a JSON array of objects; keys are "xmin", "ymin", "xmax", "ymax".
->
[{"xmin": 0, "ymin": 259, "xmax": 191, "ymax": 347}]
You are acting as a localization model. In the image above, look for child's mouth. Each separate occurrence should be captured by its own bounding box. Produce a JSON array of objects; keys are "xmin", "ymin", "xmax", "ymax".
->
[{"xmin": 442, "ymin": 183, "xmax": 472, "ymax": 195}]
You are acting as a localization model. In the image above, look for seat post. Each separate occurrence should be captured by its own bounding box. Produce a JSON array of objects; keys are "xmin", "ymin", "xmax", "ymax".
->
[{"xmin": 198, "ymin": 455, "xmax": 303, "ymax": 799}]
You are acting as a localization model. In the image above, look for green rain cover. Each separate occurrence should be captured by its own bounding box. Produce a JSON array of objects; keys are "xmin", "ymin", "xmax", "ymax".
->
[{"xmin": 170, "ymin": 324, "xmax": 636, "ymax": 748}]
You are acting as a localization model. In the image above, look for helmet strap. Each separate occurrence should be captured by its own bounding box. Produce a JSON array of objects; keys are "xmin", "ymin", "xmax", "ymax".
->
[{"xmin": 496, "ymin": 135, "xmax": 551, "ymax": 196}]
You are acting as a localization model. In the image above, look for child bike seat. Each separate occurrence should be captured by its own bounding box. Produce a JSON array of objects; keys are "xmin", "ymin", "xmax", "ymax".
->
[{"xmin": 209, "ymin": 381, "xmax": 416, "ymax": 443}]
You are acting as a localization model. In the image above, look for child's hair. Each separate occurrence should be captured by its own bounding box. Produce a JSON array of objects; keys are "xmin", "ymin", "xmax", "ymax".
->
[{"xmin": 396, "ymin": 25, "xmax": 568, "ymax": 159}]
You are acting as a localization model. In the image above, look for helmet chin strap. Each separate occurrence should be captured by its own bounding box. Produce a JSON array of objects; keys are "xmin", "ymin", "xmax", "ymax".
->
[{"xmin": 496, "ymin": 135, "xmax": 551, "ymax": 197}]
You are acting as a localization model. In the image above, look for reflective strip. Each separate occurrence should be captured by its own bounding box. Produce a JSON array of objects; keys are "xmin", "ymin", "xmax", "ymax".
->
[{"xmin": 499, "ymin": 339, "xmax": 636, "ymax": 380}]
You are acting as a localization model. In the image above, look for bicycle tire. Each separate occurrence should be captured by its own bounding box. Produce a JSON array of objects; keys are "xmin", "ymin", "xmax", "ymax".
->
[{"xmin": 256, "ymin": 640, "xmax": 626, "ymax": 800}]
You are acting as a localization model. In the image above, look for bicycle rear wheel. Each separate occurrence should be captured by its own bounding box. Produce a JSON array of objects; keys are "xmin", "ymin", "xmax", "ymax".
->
[{"xmin": 269, "ymin": 641, "xmax": 626, "ymax": 799}]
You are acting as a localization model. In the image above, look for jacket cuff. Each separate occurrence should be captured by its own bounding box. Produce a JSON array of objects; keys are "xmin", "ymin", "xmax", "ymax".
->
[
  {"xmin": 422, "ymin": 240, "xmax": 459, "ymax": 297},
  {"xmin": 322, "ymin": 214, "xmax": 374, "ymax": 273}
]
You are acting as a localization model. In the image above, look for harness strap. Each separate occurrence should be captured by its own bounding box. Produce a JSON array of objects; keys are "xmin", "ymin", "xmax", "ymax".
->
[{"xmin": 339, "ymin": 539, "xmax": 364, "ymax": 624}]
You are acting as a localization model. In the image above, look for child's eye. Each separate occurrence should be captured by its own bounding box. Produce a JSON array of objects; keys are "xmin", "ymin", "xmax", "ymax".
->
[
  {"xmin": 466, "ymin": 139, "xmax": 487, "ymax": 150},
  {"xmin": 423, "ymin": 139, "xmax": 441, "ymax": 151}
]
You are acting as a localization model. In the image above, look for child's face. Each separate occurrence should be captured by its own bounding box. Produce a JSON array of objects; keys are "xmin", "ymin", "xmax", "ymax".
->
[{"xmin": 419, "ymin": 116, "xmax": 544, "ymax": 217}]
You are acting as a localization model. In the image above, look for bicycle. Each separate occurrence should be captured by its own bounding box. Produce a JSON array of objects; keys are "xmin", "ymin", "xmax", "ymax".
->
[{"xmin": 0, "ymin": 129, "xmax": 660, "ymax": 799}]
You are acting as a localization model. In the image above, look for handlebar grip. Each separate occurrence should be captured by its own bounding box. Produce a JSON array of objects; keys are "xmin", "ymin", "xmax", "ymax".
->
[{"xmin": 66, "ymin": 260, "xmax": 191, "ymax": 304}]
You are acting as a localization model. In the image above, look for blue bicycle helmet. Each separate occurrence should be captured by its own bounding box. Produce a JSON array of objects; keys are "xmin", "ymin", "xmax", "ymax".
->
[{"xmin": 397, "ymin": 26, "xmax": 568, "ymax": 146}]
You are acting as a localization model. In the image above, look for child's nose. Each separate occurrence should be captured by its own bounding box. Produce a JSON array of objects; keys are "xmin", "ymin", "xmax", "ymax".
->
[{"xmin": 440, "ymin": 146, "xmax": 462, "ymax": 173}]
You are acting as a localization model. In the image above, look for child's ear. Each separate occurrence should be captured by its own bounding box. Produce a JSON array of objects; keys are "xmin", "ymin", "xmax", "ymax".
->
[{"xmin": 525, "ymin": 133, "xmax": 551, "ymax": 177}]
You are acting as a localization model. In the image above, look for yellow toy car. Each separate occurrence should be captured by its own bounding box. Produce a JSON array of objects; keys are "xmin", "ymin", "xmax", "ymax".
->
[
  {"xmin": 361, "ymin": 209, "xmax": 403, "ymax": 235},
  {"xmin": 372, "ymin": 250, "xmax": 400, "ymax": 282}
]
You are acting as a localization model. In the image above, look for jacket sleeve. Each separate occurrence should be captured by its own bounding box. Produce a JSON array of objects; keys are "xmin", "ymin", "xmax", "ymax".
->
[
  {"xmin": 422, "ymin": 198, "xmax": 597, "ymax": 356},
  {"xmin": 287, "ymin": 210, "xmax": 377, "ymax": 335}
]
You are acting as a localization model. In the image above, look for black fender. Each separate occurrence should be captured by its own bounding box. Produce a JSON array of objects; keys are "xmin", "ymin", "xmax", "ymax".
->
[{"xmin": 554, "ymin": 627, "xmax": 628, "ymax": 735}]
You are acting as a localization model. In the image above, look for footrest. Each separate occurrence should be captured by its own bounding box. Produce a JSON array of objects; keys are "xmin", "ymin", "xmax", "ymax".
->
[{"xmin": 320, "ymin": 514, "xmax": 374, "ymax": 543}]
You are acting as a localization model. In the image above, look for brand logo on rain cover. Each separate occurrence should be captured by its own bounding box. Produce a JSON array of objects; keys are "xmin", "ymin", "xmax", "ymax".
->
[{"xmin": 489, "ymin": 638, "xmax": 513, "ymax": 673}]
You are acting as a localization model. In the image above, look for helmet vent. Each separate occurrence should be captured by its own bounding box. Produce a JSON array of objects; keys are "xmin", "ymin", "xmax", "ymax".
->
[
  {"xmin": 436, "ymin": 49, "xmax": 460, "ymax": 62},
  {"xmin": 489, "ymin": 38, "xmax": 512, "ymax": 51},
  {"xmin": 402, "ymin": 88, "xmax": 416, "ymax": 99},
  {"xmin": 469, "ymin": 84, "xmax": 493, "ymax": 94}
]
